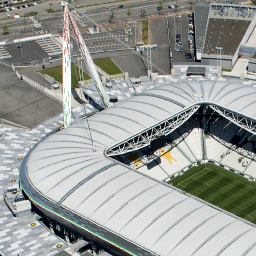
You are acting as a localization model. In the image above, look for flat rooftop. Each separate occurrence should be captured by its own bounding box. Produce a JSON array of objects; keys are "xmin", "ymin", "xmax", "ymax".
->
[
  {"xmin": 194, "ymin": 6, "xmax": 210, "ymax": 50},
  {"xmin": 203, "ymin": 18, "xmax": 250, "ymax": 56},
  {"xmin": 187, "ymin": 66, "xmax": 206, "ymax": 74}
]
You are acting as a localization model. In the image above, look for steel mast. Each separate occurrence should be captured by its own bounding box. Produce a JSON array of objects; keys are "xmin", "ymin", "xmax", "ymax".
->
[{"xmin": 67, "ymin": 8, "xmax": 110, "ymax": 108}]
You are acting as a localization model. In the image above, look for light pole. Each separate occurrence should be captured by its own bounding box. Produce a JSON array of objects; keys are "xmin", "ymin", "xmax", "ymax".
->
[
  {"xmin": 134, "ymin": 20, "xmax": 137, "ymax": 45},
  {"xmin": 14, "ymin": 14, "xmax": 23, "ymax": 59},
  {"xmin": 216, "ymin": 46, "xmax": 223, "ymax": 77}
]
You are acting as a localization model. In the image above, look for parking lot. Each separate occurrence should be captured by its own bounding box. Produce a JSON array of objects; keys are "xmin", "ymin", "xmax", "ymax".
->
[
  {"xmin": 168, "ymin": 13, "xmax": 195, "ymax": 63},
  {"xmin": 148, "ymin": 17, "xmax": 168, "ymax": 45},
  {"xmin": 4, "ymin": 41, "xmax": 49, "ymax": 63},
  {"xmin": 78, "ymin": 24, "xmax": 131, "ymax": 52}
]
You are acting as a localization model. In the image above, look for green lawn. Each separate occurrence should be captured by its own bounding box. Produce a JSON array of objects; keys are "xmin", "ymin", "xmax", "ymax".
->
[
  {"xmin": 40, "ymin": 64, "xmax": 91, "ymax": 88},
  {"xmin": 169, "ymin": 163, "xmax": 256, "ymax": 224},
  {"xmin": 93, "ymin": 58, "xmax": 122, "ymax": 75}
]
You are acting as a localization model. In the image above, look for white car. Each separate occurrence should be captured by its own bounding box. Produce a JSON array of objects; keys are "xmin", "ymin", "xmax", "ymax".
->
[
  {"xmin": 81, "ymin": 10, "xmax": 86, "ymax": 14},
  {"xmin": 33, "ymin": 2, "xmax": 37, "ymax": 5}
]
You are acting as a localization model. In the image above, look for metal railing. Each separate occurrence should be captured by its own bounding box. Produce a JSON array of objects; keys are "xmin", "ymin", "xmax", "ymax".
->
[{"xmin": 109, "ymin": 73, "xmax": 125, "ymax": 80}]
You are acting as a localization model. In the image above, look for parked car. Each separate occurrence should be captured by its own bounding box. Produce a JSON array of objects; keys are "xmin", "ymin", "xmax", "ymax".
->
[
  {"xmin": 168, "ymin": 5, "xmax": 174, "ymax": 9},
  {"xmin": 176, "ymin": 34, "xmax": 181, "ymax": 38},
  {"xmin": 185, "ymin": 52, "xmax": 192, "ymax": 59},
  {"xmin": 81, "ymin": 10, "xmax": 86, "ymax": 14},
  {"xmin": 157, "ymin": 6, "xmax": 162, "ymax": 11},
  {"xmin": 16, "ymin": 6, "xmax": 20, "ymax": 9},
  {"xmin": 22, "ymin": 5, "xmax": 26, "ymax": 8},
  {"xmin": 37, "ymin": 1, "xmax": 42, "ymax": 4},
  {"xmin": 119, "ymin": 5, "xmax": 123, "ymax": 8},
  {"xmin": 104, "ymin": 7, "xmax": 109, "ymax": 11}
]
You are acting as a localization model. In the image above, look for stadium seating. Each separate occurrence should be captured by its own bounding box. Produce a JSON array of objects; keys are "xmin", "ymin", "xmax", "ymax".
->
[
  {"xmin": 244, "ymin": 160, "xmax": 256, "ymax": 177},
  {"xmin": 112, "ymin": 112, "xmax": 256, "ymax": 182},
  {"xmin": 204, "ymin": 137, "xmax": 228, "ymax": 162}
]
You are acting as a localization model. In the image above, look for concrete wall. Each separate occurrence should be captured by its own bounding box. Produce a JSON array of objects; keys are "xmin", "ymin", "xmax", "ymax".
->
[{"xmin": 201, "ymin": 57, "xmax": 232, "ymax": 70}]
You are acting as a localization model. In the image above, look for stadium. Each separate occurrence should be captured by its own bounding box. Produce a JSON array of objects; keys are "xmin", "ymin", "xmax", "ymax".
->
[
  {"xmin": 19, "ymin": 77, "xmax": 256, "ymax": 256},
  {"xmin": 2, "ymin": 1, "xmax": 256, "ymax": 256}
]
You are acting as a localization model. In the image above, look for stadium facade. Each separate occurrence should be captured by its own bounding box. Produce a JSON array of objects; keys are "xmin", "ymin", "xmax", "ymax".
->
[{"xmin": 20, "ymin": 78, "xmax": 256, "ymax": 256}]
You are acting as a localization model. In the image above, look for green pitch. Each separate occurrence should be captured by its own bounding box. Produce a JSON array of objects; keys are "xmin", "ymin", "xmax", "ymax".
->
[{"xmin": 169, "ymin": 163, "xmax": 256, "ymax": 224}]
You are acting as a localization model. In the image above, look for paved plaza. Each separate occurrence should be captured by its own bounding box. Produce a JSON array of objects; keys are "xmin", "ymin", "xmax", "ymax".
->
[{"xmin": 0, "ymin": 104, "xmax": 95, "ymax": 256}]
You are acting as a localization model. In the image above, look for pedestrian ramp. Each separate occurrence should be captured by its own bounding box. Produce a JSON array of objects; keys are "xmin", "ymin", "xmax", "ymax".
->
[
  {"xmin": 36, "ymin": 37, "xmax": 62, "ymax": 56},
  {"xmin": 0, "ymin": 46, "xmax": 11, "ymax": 59},
  {"xmin": 29, "ymin": 16, "xmax": 42, "ymax": 28}
]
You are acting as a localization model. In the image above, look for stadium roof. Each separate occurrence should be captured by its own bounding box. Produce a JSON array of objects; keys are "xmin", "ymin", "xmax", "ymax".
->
[{"xmin": 23, "ymin": 79, "xmax": 256, "ymax": 256}]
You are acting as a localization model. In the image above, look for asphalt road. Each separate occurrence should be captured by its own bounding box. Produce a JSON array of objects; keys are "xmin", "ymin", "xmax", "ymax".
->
[
  {"xmin": 0, "ymin": 64, "xmax": 62, "ymax": 128},
  {"xmin": 182, "ymin": 12, "xmax": 190, "ymax": 53}
]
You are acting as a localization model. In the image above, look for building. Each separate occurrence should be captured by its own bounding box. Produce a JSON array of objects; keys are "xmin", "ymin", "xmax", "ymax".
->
[{"xmin": 194, "ymin": 4, "xmax": 256, "ymax": 70}]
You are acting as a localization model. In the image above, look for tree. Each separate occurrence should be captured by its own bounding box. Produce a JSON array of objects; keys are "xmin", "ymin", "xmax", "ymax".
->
[
  {"xmin": 158, "ymin": 0, "xmax": 163, "ymax": 8},
  {"xmin": 2, "ymin": 25, "xmax": 9, "ymax": 33},
  {"xmin": 189, "ymin": 1, "xmax": 194, "ymax": 10},
  {"xmin": 174, "ymin": 3, "xmax": 178, "ymax": 12}
]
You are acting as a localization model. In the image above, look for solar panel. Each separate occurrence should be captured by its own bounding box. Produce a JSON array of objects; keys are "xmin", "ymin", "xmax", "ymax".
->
[{"xmin": 239, "ymin": 45, "xmax": 256, "ymax": 56}]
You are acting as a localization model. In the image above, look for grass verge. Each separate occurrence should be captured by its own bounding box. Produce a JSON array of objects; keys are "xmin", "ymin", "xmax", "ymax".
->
[
  {"xmin": 29, "ymin": 11, "xmax": 38, "ymax": 16},
  {"xmin": 40, "ymin": 64, "xmax": 91, "ymax": 88},
  {"xmin": 169, "ymin": 163, "xmax": 256, "ymax": 224},
  {"xmin": 141, "ymin": 20, "xmax": 149, "ymax": 44},
  {"xmin": 93, "ymin": 57, "xmax": 122, "ymax": 75}
]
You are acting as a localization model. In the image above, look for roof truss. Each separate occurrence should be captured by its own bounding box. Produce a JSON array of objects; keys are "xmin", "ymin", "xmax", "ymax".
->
[
  {"xmin": 210, "ymin": 105, "xmax": 256, "ymax": 135},
  {"xmin": 106, "ymin": 105, "xmax": 199, "ymax": 156}
]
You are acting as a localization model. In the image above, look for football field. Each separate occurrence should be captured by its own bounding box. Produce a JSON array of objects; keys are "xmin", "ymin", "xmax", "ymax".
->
[{"xmin": 169, "ymin": 163, "xmax": 256, "ymax": 224}]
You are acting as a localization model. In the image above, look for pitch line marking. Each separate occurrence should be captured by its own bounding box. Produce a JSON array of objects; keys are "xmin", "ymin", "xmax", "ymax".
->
[{"xmin": 209, "ymin": 168, "xmax": 256, "ymax": 192}]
